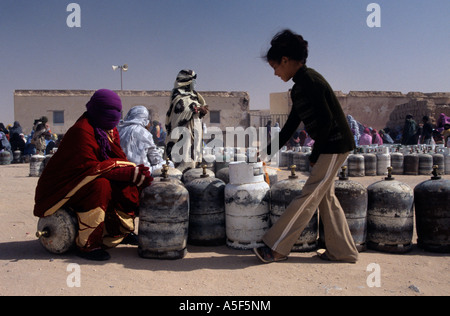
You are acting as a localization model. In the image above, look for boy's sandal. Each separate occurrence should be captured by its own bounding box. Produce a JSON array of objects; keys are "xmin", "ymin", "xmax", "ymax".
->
[{"xmin": 253, "ymin": 246, "xmax": 288, "ymax": 264}]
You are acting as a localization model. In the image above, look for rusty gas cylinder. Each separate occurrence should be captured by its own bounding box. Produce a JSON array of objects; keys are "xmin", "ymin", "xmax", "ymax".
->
[
  {"xmin": 138, "ymin": 165, "xmax": 189, "ymax": 259},
  {"xmin": 185, "ymin": 165, "xmax": 226, "ymax": 246},
  {"xmin": 270, "ymin": 165, "xmax": 318, "ymax": 252},
  {"xmin": 414, "ymin": 166, "xmax": 450, "ymax": 253},
  {"xmin": 367, "ymin": 167, "xmax": 414, "ymax": 253}
]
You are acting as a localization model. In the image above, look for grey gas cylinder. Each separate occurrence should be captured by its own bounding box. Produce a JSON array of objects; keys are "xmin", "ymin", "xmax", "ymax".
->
[
  {"xmin": 403, "ymin": 154, "xmax": 419, "ymax": 175},
  {"xmin": 12, "ymin": 150, "xmax": 22, "ymax": 163},
  {"xmin": 29, "ymin": 154, "xmax": 45, "ymax": 177},
  {"xmin": 225, "ymin": 161, "xmax": 270, "ymax": 250},
  {"xmin": 293, "ymin": 151, "xmax": 308, "ymax": 172},
  {"xmin": 182, "ymin": 167, "xmax": 215, "ymax": 184},
  {"xmin": 202, "ymin": 147, "xmax": 216, "ymax": 171},
  {"xmin": 367, "ymin": 168, "xmax": 414, "ymax": 253},
  {"xmin": 334, "ymin": 167, "xmax": 368, "ymax": 252},
  {"xmin": 414, "ymin": 166, "xmax": 450, "ymax": 253},
  {"xmin": 347, "ymin": 154, "xmax": 365, "ymax": 177},
  {"xmin": 270, "ymin": 166, "xmax": 318, "ymax": 252},
  {"xmin": 138, "ymin": 166, "xmax": 190, "ymax": 259},
  {"xmin": 279, "ymin": 150, "xmax": 290, "ymax": 168},
  {"xmin": 363, "ymin": 153, "xmax": 377, "ymax": 176},
  {"xmin": 216, "ymin": 167, "xmax": 230, "ymax": 184},
  {"xmin": 390, "ymin": 152, "xmax": 404, "ymax": 175},
  {"xmin": 0, "ymin": 151, "xmax": 11, "ymax": 165},
  {"xmin": 376, "ymin": 148, "xmax": 391, "ymax": 176},
  {"xmin": 444, "ymin": 148, "xmax": 450, "ymax": 175},
  {"xmin": 418, "ymin": 153, "xmax": 433, "ymax": 175},
  {"xmin": 36, "ymin": 208, "xmax": 78, "ymax": 254},
  {"xmin": 185, "ymin": 165, "xmax": 226, "ymax": 246},
  {"xmin": 151, "ymin": 159, "xmax": 182, "ymax": 180},
  {"xmin": 432, "ymin": 151, "xmax": 445, "ymax": 175}
]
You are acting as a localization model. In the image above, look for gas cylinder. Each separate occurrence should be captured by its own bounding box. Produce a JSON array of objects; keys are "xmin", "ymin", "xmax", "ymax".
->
[
  {"xmin": 225, "ymin": 161, "xmax": 270, "ymax": 250},
  {"xmin": 418, "ymin": 153, "xmax": 433, "ymax": 175},
  {"xmin": 333, "ymin": 166, "xmax": 368, "ymax": 252},
  {"xmin": 390, "ymin": 152, "xmax": 404, "ymax": 175},
  {"xmin": 270, "ymin": 166, "xmax": 318, "ymax": 252},
  {"xmin": 202, "ymin": 147, "xmax": 216, "ymax": 172},
  {"xmin": 367, "ymin": 167, "xmax": 414, "ymax": 253},
  {"xmin": 12, "ymin": 150, "xmax": 22, "ymax": 164},
  {"xmin": 29, "ymin": 154, "xmax": 45, "ymax": 177},
  {"xmin": 214, "ymin": 147, "xmax": 232, "ymax": 172},
  {"xmin": 376, "ymin": 147, "xmax": 391, "ymax": 176},
  {"xmin": 293, "ymin": 150, "xmax": 307, "ymax": 172},
  {"xmin": 262, "ymin": 164, "xmax": 278, "ymax": 187},
  {"xmin": 414, "ymin": 166, "xmax": 450, "ymax": 253},
  {"xmin": 432, "ymin": 150, "xmax": 445, "ymax": 175},
  {"xmin": 0, "ymin": 151, "xmax": 11, "ymax": 165},
  {"xmin": 403, "ymin": 153, "xmax": 419, "ymax": 175},
  {"xmin": 347, "ymin": 153, "xmax": 365, "ymax": 177},
  {"xmin": 363, "ymin": 153, "xmax": 377, "ymax": 176},
  {"xmin": 444, "ymin": 148, "xmax": 450, "ymax": 175},
  {"xmin": 279, "ymin": 150, "xmax": 290, "ymax": 168},
  {"xmin": 138, "ymin": 165, "xmax": 190, "ymax": 259},
  {"xmin": 36, "ymin": 208, "xmax": 78, "ymax": 254},
  {"xmin": 182, "ymin": 167, "xmax": 215, "ymax": 184},
  {"xmin": 216, "ymin": 167, "xmax": 230, "ymax": 184},
  {"xmin": 185, "ymin": 165, "xmax": 226, "ymax": 246},
  {"xmin": 151, "ymin": 159, "xmax": 183, "ymax": 180}
]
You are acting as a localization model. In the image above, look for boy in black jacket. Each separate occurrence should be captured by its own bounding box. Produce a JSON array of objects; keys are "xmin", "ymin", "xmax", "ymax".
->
[{"xmin": 254, "ymin": 30, "xmax": 358, "ymax": 264}]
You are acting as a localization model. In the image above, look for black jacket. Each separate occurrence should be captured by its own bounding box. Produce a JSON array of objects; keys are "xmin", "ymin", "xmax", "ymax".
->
[{"xmin": 268, "ymin": 65, "xmax": 355, "ymax": 163}]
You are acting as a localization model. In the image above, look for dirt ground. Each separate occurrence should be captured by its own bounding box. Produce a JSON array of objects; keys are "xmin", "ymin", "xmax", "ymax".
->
[{"xmin": 0, "ymin": 163, "xmax": 449, "ymax": 296}]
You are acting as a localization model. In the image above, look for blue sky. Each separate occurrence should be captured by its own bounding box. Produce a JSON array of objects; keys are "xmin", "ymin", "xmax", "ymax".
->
[{"xmin": 1, "ymin": 0, "xmax": 449, "ymax": 125}]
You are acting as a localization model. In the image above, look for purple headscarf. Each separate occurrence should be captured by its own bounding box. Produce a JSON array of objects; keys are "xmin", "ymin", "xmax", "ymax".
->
[{"xmin": 86, "ymin": 89, "xmax": 122, "ymax": 161}]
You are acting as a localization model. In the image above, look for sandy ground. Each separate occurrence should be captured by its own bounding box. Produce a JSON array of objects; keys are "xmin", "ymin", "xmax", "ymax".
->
[{"xmin": 0, "ymin": 163, "xmax": 449, "ymax": 297}]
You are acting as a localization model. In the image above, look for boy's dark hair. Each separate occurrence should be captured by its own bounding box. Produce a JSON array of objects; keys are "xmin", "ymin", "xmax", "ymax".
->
[{"xmin": 265, "ymin": 29, "xmax": 309, "ymax": 64}]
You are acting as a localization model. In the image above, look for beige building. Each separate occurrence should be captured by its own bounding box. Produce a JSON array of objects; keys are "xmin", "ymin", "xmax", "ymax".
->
[
  {"xmin": 269, "ymin": 90, "xmax": 450, "ymax": 131},
  {"xmin": 14, "ymin": 90, "xmax": 250, "ymax": 135}
]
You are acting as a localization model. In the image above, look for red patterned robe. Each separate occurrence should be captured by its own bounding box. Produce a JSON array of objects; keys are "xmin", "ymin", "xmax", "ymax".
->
[{"xmin": 34, "ymin": 114, "xmax": 139, "ymax": 251}]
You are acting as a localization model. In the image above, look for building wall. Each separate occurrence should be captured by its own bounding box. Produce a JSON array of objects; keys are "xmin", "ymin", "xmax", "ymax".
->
[
  {"xmin": 14, "ymin": 90, "xmax": 250, "ymax": 135},
  {"xmin": 269, "ymin": 91, "xmax": 450, "ymax": 131}
]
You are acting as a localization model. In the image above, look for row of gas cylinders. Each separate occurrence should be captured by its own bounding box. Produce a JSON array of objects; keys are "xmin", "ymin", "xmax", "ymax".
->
[
  {"xmin": 280, "ymin": 146, "xmax": 450, "ymax": 176},
  {"xmin": 36, "ymin": 161, "xmax": 450, "ymax": 258}
]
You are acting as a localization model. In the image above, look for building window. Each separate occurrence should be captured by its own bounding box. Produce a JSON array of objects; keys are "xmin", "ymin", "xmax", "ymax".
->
[
  {"xmin": 210, "ymin": 110, "xmax": 220, "ymax": 124},
  {"xmin": 53, "ymin": 111, "xmax": 64, "ymax": 125}
]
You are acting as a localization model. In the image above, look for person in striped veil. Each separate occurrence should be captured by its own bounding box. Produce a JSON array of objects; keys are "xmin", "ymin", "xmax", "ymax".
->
[{"xmin": 165, "ymin": 69, "xmax": 209, "ymax": 171}]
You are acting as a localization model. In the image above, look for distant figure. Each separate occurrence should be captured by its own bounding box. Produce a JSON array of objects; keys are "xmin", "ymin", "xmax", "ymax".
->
[
  {"xmin": 371, "ymin": 129, "xmax": 383, "ymax": 145},
  {"xmin": 347, "ymin": 115, "xmax": 360, "ymax": 146},
  {"xmin": 118, "ymin": 106, "xmax": 170, "ymax": 173},
  {"xmin": 402, "ymin": 114, "xmax": 418, "ymax": 145},
  {"xmin": 420, "ymin": 115, "xmax": 433, "ymax": 145},
  {"xmin": 379, "ymin": 129, "xmax": 394, "ymax": 144},
  {"xmin": 150, "ymin": 121, "xmax": 167, "ymax": 147},
  {"xmin": 165, "ymin": 69, "xmax": 209, "ymax": 171},
  {"xmin": 359, "ymin": 128, "xmax": 373, "ymax": 145},
  {"xmin": 441, "ymin": 123, "xmax": 450, "ymax": 147}
]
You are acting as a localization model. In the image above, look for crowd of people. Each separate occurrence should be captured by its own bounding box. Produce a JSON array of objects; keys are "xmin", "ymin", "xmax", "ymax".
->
[{"xmin": 0, "ymin": 117, "xmax": 60, "ymax": 162}]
